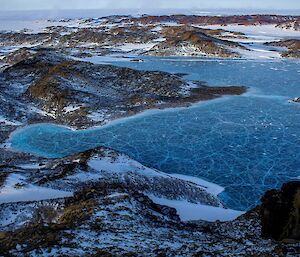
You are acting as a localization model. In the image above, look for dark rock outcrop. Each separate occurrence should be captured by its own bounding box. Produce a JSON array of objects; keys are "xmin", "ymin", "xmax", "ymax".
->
[
  {"xmin": 289, "ymin": 97, "xmax": 300, "ymax": 103},
  {"xmin": 265, "ymin": 39, "xmax": 300, "ymax": 58},
  {"xmin": 261, "ymin": 181, "xmax": 300, "ymax": 241},
  {"xmin": 146, "ymin": 26, "xmax": 243, "ymax": 58},
  {"xmin": 123, "ymin": 14, "xmax": 300, "ymax": 28},
  {"xmin": 0, "ymin": 173, "xmax": 8, "ymax": 189}
]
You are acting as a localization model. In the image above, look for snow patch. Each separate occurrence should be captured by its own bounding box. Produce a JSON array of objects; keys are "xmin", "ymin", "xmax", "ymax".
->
[
  {"xmin": 148, "ymin": 194, "xmax": 244, "ymax": 222},
  {"xmin": 202, "ymin": 24, "xmax": 300, "ymax": 41},
  {"xmin": 87, "ymin": 109, "xmax": 110, "ymax": 123},
  {"xmin": 64, "ymin": 171, "xmax": 103, "ymax": 182},
  {"xmin": 88, "ymin": 155, "xmax": 165, "ymax": 177},
  {"xmin": 116, "ymin": 42, "xmax": 157, "ymax": 52},
  {"xmin": 0, "ymin": 174, "xmax": 73, "ymax": 204},
  {"xmin": 169, "ymin": 173, "xmax": 224, "ymax": 196},
  {"xmin": 17, "ymin": 163, "xmax": 45, "ymax": 170},
  {"xmin": 0, "ymin": 115, "xmax": 22, "ymax": 126},
  {"xmin": 63, "ymin": 104, "xmax": 82, "ymax": 113}
]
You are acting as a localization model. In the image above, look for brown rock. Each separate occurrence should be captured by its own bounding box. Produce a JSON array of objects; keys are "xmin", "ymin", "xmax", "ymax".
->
[
  {"xmin": 261, "ymin": 181, "xmax": 300, "ymax": 241},
  {"xmin": 0, "ymin": 232, "xmax": 6, "ymax": 240},
  {"xmin": 4, "ymin": 47, "xmax": 33, "ymax": 65}
]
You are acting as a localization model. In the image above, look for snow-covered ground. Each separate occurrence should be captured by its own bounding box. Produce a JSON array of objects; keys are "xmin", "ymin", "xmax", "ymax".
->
[
  {"xmin": 0, "ymin": 115, "xmax": 22, "ymax": 126},
  {"xmin": 234, "ymin": 44, "xmax": 283, "ymax": 59},
  {"xmin": 198, "ymin": 24, "xmax": 300, "ymax": 59},
  {"xmin": 3, "ymin": 165, "xmax": 224, "ymax": 224},
  {"xmin": 0, "ymin": 20, "xmax": 70, "ymax": 33},
  {"xmin": 88, "ymin": 154, "xmax": 169, "ymax": 177},
  {"xmin": 87, "ymin": 154, "xmax": 243, "ymax": 221},
  {"xmin": 0, "ymin": 174, "xmax": 73, "ymax": 204},
  {"xmin": 147, "ymin": 194, "xmax": 244, "ymax": 222},
  {"xmin": 63, "ymin": 104, "xmax": 83, "ymax": 114},
  {"xmin": 114, "ymin": 42, "xmax": 158, "ymax": 52},
  {"xmin": 17, "ymin": 163, "xmax": 46, "ymax": 170},
  {"xmin": 202, "ymin": 24, "xmax": 300, "ymax": 41},
  {"xmin": 0, "ymin": 18, "xmax": 108, "ymax": 33},
  {"xmin": 1, "ymin": 17, "xmax": 299, "ymax": 60},
  {"xmin": 0, "ymin": 151, "xmax": 242, "ymax": 222},
  {"xmin": 87, "ymin": 109, "xmax": 110, "ymax": 123},
  {"xmin": 169, "ymin": 173, "xmax": 224, "ymax": 196}
]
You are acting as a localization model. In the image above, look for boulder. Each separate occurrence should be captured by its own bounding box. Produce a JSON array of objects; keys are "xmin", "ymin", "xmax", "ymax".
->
[{"xmin": 261, "ymin": 181, "xmax": 300, "ymax": 240}]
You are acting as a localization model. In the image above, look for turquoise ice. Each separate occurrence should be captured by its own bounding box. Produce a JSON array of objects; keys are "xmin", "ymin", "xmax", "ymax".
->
[{"xmin": 9, "ymin": 57, "xmax": 300, "ymax": 210}]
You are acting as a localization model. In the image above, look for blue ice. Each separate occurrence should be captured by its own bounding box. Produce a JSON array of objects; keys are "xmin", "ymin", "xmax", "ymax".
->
[{"xmin": 8, "ymin": 58, "xmax": 300, "ymax": 210}]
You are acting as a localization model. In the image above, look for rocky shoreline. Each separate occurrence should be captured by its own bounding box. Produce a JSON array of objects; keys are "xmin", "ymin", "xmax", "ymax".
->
[
  {"xmin": 0, "ymin": 49, "xmax": 246, "ymax": 130},
  {"xmin": 0, "ymin": 47, "xmax": 247, "ymax": 182},
  {"xmin": 265, "ymin": 39, "xmax": 300, "ymax": 58}
]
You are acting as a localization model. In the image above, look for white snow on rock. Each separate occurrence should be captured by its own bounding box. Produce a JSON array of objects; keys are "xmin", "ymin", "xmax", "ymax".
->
[
  {"xmin": 89, "ymin": 155, "xmax": 223, "ymax": 195},
  {"xmin": 115, "ymin": 42, "xmax": 158, "ymax": 52},
  {"xmin": 169, "ymin": 173, "xmax": 224, "ymax": 196},
  {"xmin": 0, "ymin": 115, "xmax": 22, "ymax": 126},
  {"xmin": 0, "ymin": 174, "xmax": 73, "ymax": 204},
  {"xmin": 64, "ymin": 172, "xmax": 103, "ymax": 182},
  {"xmin": 234, "ymin": 44, "xmax": 283, "ymax": 59},
  {"xmin": 28, "ymin": 106, "xmax": 57, "ymax": 119},
  {"xmin": 202, "ymin": 24, "xmax": 300, "ymax": 41},
  {"xmin": 87, "ymin": 154, "xmax": 242, "ymax": 222},
  {"xmin": 17, "ymin": 163, "xmax": 45, "ymax": 170},
  {"xmin": 87, "ymin": 109, "xmax": 110, "ymax": 123},
  {"xmin": 147, "ymin": 194, "xmax": 244, "ymax": 222},
  {"xmin": 88, "ymin": 155, "xmax": 165, "ymax": 177},
  {"xmin": 63, "ymin": 104, "xmax": 82, "ymax": 113},
  {"xmin": 199, "ymin": 24, "xmax": 300, "ymax": 59},
  {"xmin": 88, "ymin": 154, "xmax": 225, "ymax": 195}
]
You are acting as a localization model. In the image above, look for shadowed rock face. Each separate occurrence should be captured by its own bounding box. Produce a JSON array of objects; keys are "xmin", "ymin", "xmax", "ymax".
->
[
  {"xmin": 261, "ymin": 181, "xmax": 300, "ymax": 241},
  {"xmin": 0, "ymin": 174, "xmax": 8, "ymax": 189}
]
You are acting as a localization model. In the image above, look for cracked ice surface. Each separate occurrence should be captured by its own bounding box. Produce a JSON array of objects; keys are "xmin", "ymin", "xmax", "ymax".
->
[{"xmin": 8, "ymin": 59, "xmax": 300, "ymax": 210}]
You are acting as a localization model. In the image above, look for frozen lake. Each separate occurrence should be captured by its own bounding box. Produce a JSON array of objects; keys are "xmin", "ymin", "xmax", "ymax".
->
[{"xmin": 9, "ymin": 57, "xmax": 300, "ymax": 210}]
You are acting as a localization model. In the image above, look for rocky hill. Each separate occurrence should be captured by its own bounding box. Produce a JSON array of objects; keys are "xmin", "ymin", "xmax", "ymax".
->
[
  {"xmin": 0, "ymin": 14, "xmax": 299, "ymax": 59},
  {"xmin": 0, "ymin": 49, "xmax": 246, "ymax": 129},
  {"xmin": 1, "ymin": 147, "xmax": 300, "ymax": 256},
  {"xmin": 146, "ymin": 26, "xmax": 244, "ymax": 57},
  {"xmin": 122, "ymin": 14, "xmax": 300, "ymax": 28}
]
